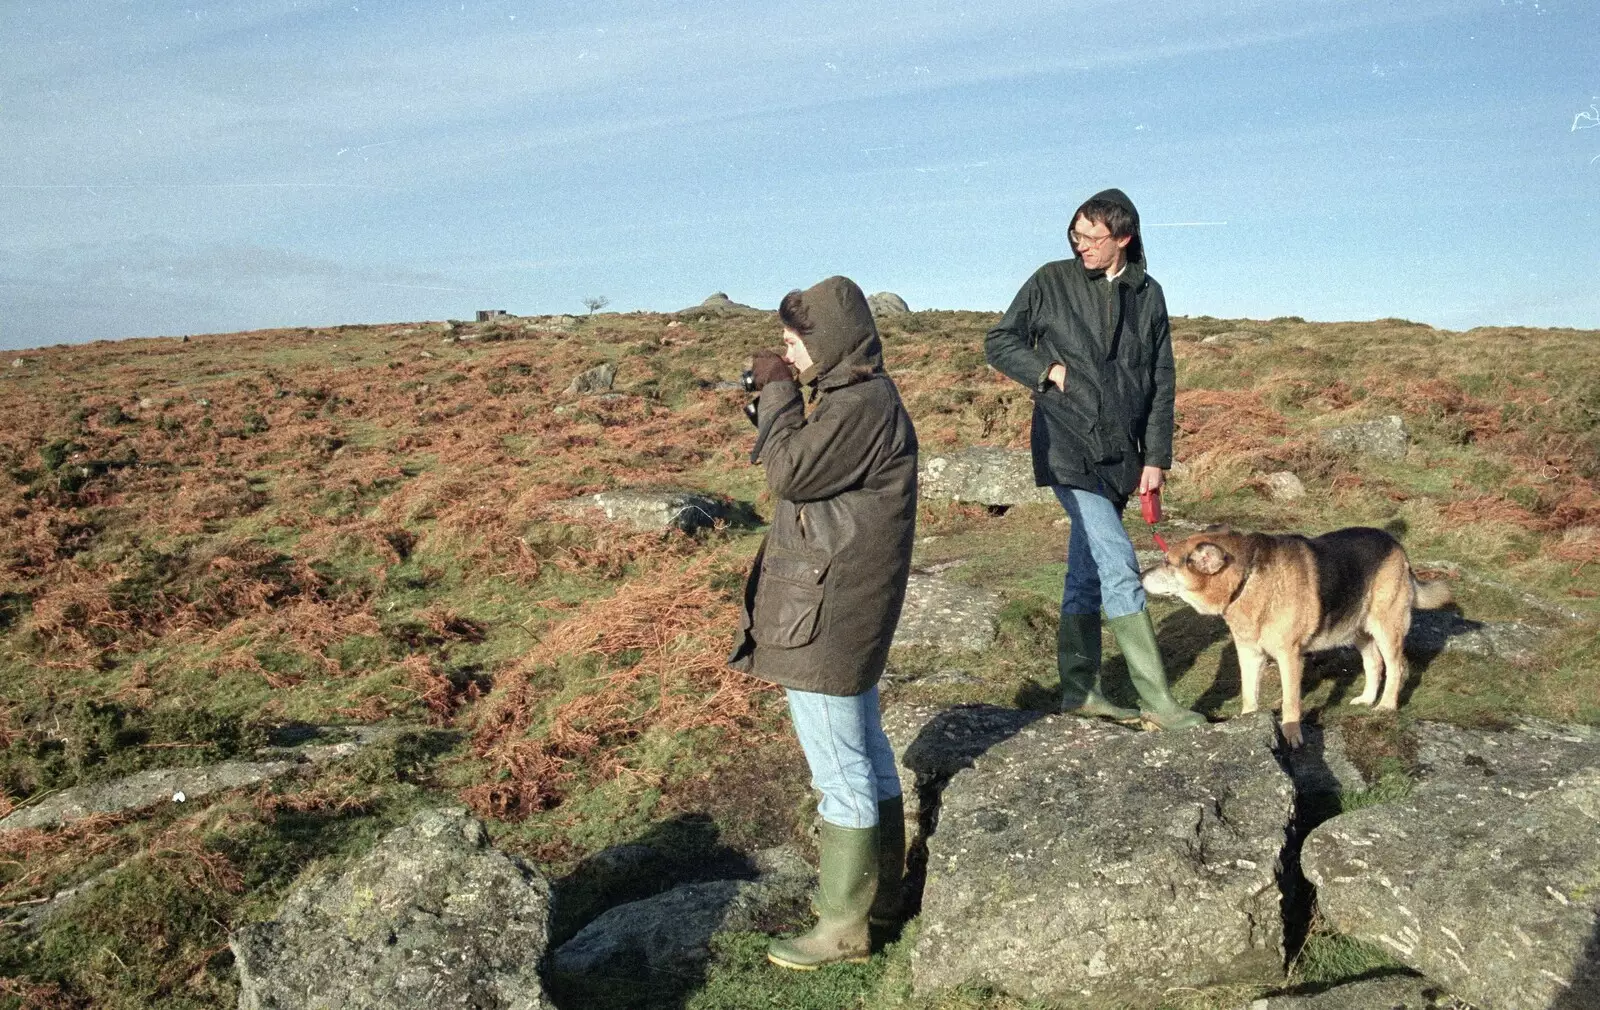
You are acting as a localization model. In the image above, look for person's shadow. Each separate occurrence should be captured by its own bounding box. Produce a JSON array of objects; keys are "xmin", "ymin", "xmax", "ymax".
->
[
  {"xmin": 544, "ymin": 813, "xmax": 783, "ymax": 1010},
  {"xmin": 1013, "ymin": 608, "xmax": 1235, "ymax": 714},
  {"xmin": 1549, "ymin": 917, "xmax": 1600, "ymax": 1009}
]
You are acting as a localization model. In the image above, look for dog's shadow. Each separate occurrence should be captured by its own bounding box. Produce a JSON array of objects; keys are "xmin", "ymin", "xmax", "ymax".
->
[
  {"xmin": 1094, "ymin": 608, "xmax": 1236, "ymax": 716},
  {"xmin": 1144, "ymin": 606, "xmax": 1462, "ymax": 719}
]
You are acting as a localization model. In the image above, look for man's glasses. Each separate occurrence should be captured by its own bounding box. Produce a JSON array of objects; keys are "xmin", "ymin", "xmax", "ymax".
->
[{"xmin": 1069, "ymin": 229, "xmax": 1116, "ymax": 248}]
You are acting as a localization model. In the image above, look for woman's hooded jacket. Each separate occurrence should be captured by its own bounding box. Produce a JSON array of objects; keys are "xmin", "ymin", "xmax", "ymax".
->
[{"xmin": 727, "ymin": 276, "xmax": 918, "ymax": 697}]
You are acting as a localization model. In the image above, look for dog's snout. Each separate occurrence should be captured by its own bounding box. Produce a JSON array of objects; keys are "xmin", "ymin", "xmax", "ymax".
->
[{"xmin": 1140, "ymin": 563, "xmax": 1181, "ymax": 598}]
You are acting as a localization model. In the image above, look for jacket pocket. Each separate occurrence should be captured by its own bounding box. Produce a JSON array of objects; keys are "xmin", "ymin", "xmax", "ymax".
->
[{"xmin": 752, "ymin": 549, "xmax": 829, "ymax": 648}]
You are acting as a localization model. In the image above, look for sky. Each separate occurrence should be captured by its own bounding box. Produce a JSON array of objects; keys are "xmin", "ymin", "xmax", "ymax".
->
[{"xmin": 1, "ymin": 1, "xmax": 1597, "ymax": 350}]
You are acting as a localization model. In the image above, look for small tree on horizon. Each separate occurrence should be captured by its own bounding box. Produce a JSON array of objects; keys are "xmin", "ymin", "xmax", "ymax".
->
[{"xmin": 582, "ymin": 295, "xmax": 610, "ymax": 315}]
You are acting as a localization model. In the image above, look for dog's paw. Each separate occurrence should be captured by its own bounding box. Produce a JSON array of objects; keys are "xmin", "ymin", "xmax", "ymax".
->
[
  {"xmin": 1374, "ymin": 698, "xmax": 1399, "ymax": 711},
  {"xmin": 1280, "ymin": 720, "xmax": 1304, "ymax": 748},
  {"xmin": 1348, "ymin": 695, "xmax": 1376, "ymax": 707}
]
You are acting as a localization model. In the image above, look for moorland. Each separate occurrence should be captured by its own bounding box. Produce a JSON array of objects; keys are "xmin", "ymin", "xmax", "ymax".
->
[{"xmin": 1, "ymin": 306, "xmax": 1596, "ymax": 1009}]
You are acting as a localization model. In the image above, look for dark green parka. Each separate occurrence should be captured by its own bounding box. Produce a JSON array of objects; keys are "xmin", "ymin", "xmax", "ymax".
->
[
  {"xmin": 983, "ymin": 189, "xmax": 1175, "ymax": 506},
  {"xmin": 727, "ymin": 276, "xmax": 919, "ymax": 697}
]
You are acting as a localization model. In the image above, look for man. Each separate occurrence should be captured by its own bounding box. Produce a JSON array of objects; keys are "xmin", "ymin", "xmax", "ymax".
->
[{"xmin": 984, "ymin": 189, "xmax": 1203, "ymax": 730}]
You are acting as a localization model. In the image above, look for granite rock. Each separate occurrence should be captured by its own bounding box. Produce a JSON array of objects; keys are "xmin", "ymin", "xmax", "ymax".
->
[
  {"xmin": 230, "ymin": 808, "xmax": 552, "ymax": 1010},
  {"xmin": 912, "ymin": 712, "xmax": 1293, "ymax": 1003},
  {"xmin": 918, "ymin": 446, "xmax": 1057, "ymax": 507},
  {"xmin": 1303, "ymin": 722, "xmax": 1600, "ymax": 1010}
]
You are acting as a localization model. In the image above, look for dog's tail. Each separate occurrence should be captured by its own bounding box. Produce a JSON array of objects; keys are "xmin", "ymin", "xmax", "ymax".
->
[{"xmin": 1411, "ymin": 573, "xmax": 1453, "ymax": 610}]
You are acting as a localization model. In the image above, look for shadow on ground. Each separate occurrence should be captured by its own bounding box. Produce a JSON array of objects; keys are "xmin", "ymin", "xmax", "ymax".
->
[
  {"xmin": 544, "ymin": 813, "xmax": 796, "ymax": 1010},
  {"xmin": 899, "ymin": 704, "xmax": 1046, "ymax": 922}
]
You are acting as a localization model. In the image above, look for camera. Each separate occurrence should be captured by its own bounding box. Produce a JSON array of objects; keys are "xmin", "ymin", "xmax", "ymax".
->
[{"xmin": 740, "ymin": 369, "xmax": 760, "ymax": 426}]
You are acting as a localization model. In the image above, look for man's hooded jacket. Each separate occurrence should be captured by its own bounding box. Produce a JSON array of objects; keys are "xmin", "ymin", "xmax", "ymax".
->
[
  {"xmin": 727, "ymin": 276, "xmax": 919, "ymax": 697},
  {"xmin": 983, "ymin": 188, "xmax": 1176, "ymax": 506}
]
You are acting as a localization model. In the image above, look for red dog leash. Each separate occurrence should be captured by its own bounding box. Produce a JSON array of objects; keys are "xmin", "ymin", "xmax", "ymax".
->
[{"xmin": 1138, "ymin": 488, "xmax": 1170, "ymax": 552}]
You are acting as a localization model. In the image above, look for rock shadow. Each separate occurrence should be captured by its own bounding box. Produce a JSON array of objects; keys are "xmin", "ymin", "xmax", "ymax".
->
[
  {"xmin": 548, "ymin": 813, "xmax": 760, "ymax": 947},
  {"xmin": 898, "ymin": 705, "xmax": 1046, "ymax": 921},
  {"xmin": 1550, "ymin": 914, "xmax": 1600, "ymax": 1009},
  {"xmin": 544, "ymin": 813, "xmax": 790, "ymax": 1010}
]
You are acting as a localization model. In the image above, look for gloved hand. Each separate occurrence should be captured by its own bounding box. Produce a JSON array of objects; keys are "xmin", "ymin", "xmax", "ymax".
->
[{"xmin": 748, "ymin": 349, "xmax": 795, "ymax": 390}]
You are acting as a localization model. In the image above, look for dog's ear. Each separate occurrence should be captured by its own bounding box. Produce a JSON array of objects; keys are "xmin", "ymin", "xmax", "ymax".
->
[{"xmin": 1188, "ymin": 542, "xmax": 1230, "ymax": 575}]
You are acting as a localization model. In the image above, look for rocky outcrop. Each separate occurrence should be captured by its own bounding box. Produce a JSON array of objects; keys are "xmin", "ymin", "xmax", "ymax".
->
[
  {"xmin": 555, "ymin": 488, "xmax": 743, "ymax": 534},
  {"xmin": 550, "ymin": 846, "xmax": 812, "ymax": 981},
  {"xmin": 867, "ymin": 292, "xmax": 910, "ymax": 317},
  {"xmin": 231, "ymin": 808, "xmax": 552, "ymax": 1010},
  {"xmin": 919, "ymin": 446, "xmax": 1057, "ymax": 507},
  {"xmin": 1200, "ymin": 329, "xmax": 1270, "ymax": 345},
  {"xmin": 1303, "ymin": 721, "xmax": 1600, "ymax": 1010},
  {"xmin": 0, "ymin": 760, "xmax": 297, "ymax": 832},
  {"xmin": 911, "ymin": 711, "xmax": 1294, "ymax": 1004},
  {"xmin": 693, "ymin": 293, "xmax": 758, "ymax": 313},
  {"xmin": 1318, "ymin": 415, "xmax": 1410, "ymax": 461},
  {"xmin": 565, "ymin": 362, "xmax": 616, "ymax": 395},
  {"xmin": 891, "ymin": 573, "xmax": 1002, "ymax": 652}
]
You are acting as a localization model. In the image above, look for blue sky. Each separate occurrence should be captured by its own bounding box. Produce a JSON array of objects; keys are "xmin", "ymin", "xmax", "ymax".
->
[{"xmin": 2, "ymin": 1, "xmax": 1596, "ymax": 349}]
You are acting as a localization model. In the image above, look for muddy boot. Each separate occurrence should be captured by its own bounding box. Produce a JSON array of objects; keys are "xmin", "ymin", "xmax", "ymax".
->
[
  {"xmin": 768, "ymin": 822, "xmax": 878, "ymax": 970},
  {"xmin": 1107, "ymin": 610, "xmax": 1206, "ymax": 731},
  {"xmin": 868, "ymin": 796, "xmax": 905, "ymax": 926},
  {"xmin": 1058, "ymin": 612, "xmax": 1140, "ymax": 723}
]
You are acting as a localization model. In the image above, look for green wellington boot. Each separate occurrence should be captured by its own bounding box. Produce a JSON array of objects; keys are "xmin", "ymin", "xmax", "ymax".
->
[
  {"xmin": 1058, "ymin": 612, "xmax": 1140, "ymax": 723},
  {"xmin": 769, "ymin": 821, "xmax": 878, "ymax": 970},
  {"xmin": 1106, "ymin": 610, "xmax": 1206, "ymax": 730},
  {"xmin": 868, "ymin": 796, "xmax": 906, "ymax": 927}
]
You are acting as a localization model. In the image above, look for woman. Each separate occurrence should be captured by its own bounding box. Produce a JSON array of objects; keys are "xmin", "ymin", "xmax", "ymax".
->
[{"xmin": 727, "ymin": 275, "xmax": 918, "ymax": 969}]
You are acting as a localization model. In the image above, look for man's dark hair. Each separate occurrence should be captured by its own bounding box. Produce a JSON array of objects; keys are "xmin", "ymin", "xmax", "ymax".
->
[
  {"xmin": 779, "ymin": 289, "xmax": 814, "ymax": 335},
  {"xmin": 1072, "ymin": 197, "xmax": 1142, "ymax": 265}
]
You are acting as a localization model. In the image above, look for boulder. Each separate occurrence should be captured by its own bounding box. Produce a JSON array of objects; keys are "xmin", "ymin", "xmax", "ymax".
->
[
  {"xmin": 1264, "ymin": 471, "xmax": 1306, "ymax": 501},
  {"xmin": 555, "ymin": 488, "xmax": 740, "ymax": 534},
  {"xmin": 565, "ymin": 362, "xmax": 616, "ymax": 395},
  {"xmin": 891, "ymin": 574, "xmax": 1003, "ymax": 652},
  {"xmin": 1302, "ymin": 722, "xmax": 1600, "ymax": 1010},
  {"xmin": 868, "ymin": 292, "xmax": 910, "ymax": 317},
  {"xmin": 912, "ymin": 711, "xmax": 1293, "ymax": 1004},
  {"xmin": 231, "ymin": 808, "xmax": 552, "ymax": 1010},
  {"xmin": 919, "ymin": 446, "xmax": 1057, "ymax": 507},
  {"xmin": 0, "ymin": 760, "xmax": 297, "ymax": 832},
  {"xmin": 550, "ymin": 846, "xmax": 812, "ymax": 980},
  {"xmin": 1318, "ymin": 415, "xmax": 1410, "ymax": 461},
  {"xmin": 1408, "ymin": 718, "xmax": 1600, "ymax": 789}
]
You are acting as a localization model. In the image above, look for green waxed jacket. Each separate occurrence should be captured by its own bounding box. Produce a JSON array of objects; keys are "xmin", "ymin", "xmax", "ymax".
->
[
  {"xmin": 984, "ymin": 209, "xmax": 1176, "ymax": 505},
  {"xmin": 727, "ymin": 276, "xmax": 919, "ymax": 697}
]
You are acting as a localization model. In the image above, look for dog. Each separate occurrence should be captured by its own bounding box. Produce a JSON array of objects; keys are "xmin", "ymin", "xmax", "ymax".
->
[{"xmin": 1140, "ymin": 526, "xmax": 1452, "ymax": 747}]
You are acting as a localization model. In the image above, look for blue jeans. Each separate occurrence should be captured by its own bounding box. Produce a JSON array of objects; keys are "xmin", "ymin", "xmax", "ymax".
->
[
  {"xmin": 785, "ymin": 685, "xmax": 902, "ymax": 829},
  {"xmin": 1052, "ymin": 484, "xmax": 1146, "ymax": 620}
]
